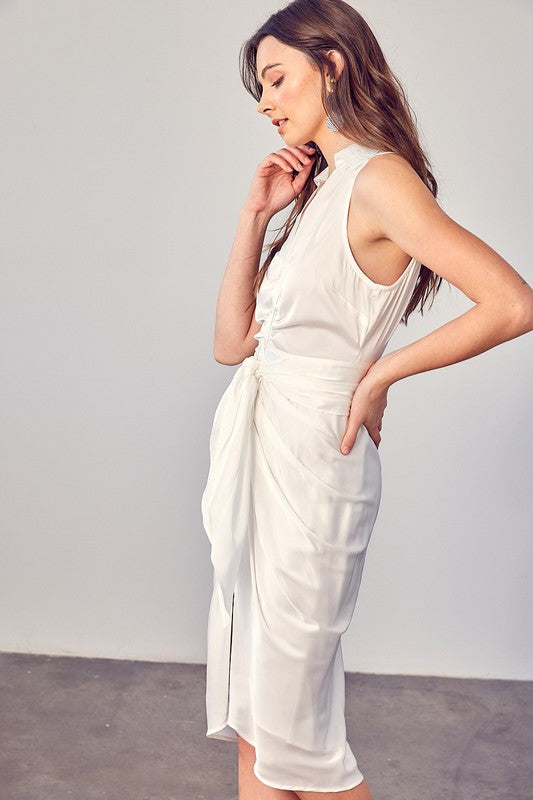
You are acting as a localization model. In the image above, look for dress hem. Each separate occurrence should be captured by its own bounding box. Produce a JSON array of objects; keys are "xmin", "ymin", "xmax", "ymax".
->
[
  {"xmin": 253, "ymin": 762, "xmax": 365, "ymax": 793},
  {"xmin": 206, "ymin": 719, "xmax": 257, "ymax": 747},
  {"xmin": 206, "ymin": 728, "xmax": 236, "ymax": 742},
  {"xmin": 206, "ymin": 723, "xmax": 366, "ymax": 792}
]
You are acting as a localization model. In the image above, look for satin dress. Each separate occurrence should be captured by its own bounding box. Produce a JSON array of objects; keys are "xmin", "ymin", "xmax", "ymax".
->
[{"xmin": 201, "ymin": 141, "xmax": 421, "ymax": 792}]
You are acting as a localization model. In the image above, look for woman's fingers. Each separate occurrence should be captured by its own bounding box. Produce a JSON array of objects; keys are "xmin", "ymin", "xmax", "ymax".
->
[
  {"xmin": 340, "ymin": 413, "xmax": 360, "ymax": 454},
  {"xmin": 268, "ymin": 153, "xmax": 294, "ymax": 173},
  {"xmin": 260, "ymin": 145, "xmax": 316, "ymax": 181},
  {"xmin": 273, "ymin": 146, "xmax": 315, "ymax": 173},
  {"xmin": 285, "ymin": 145, "xmax": 315, "ymax": 171},
  {"xmin": 340, "ymin": 421, "xmax": 381, "ymax": 454},
  {"xmin": 340, "ymin": 371, "xmax": 389, "ymax": 454}
]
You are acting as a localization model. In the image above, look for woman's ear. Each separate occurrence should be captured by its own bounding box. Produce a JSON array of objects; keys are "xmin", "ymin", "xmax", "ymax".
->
[{"xmin": 325, "ymin": 49, "xmax": 345, "ymax": 81}]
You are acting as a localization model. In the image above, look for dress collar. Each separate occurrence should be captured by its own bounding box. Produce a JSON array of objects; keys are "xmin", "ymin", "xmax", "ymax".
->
[{"xmin": 312, "ymin": 141, "xmax": 381, "ymax": 187}]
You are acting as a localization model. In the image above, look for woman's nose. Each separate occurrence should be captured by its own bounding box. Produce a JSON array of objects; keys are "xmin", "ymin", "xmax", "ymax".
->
[
  {"xmin": 257, "ymin": 88, "xmax": 272, "ymax": 116},
  {"xmin": 257, "ymin": 96, "xmax": 269, "ymax": 114}
]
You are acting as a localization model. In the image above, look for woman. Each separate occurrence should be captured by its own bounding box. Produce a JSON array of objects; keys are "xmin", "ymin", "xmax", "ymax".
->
[{"xmin": 201, "ymin": 1, "xmax": 532, "ymax": 798}]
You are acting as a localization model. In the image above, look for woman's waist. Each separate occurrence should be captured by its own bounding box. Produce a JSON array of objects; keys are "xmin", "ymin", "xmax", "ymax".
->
[{"xmin": 244, "ymin": 342, "xmax": 372, "ymax": 416}]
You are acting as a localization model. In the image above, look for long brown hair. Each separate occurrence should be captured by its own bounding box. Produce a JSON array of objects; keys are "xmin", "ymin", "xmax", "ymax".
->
[{"xmin": 240, "ymin": 0, "xmax": 443, "ymax": 325}]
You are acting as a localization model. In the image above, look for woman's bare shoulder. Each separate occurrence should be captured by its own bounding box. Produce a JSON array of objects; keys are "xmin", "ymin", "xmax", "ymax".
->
[{"xmin": 346, "ymin": 153, "xmax": 418, "ymax": 286}]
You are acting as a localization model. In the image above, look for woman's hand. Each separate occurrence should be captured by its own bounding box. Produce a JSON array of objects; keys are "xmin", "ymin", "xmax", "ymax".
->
[
  {"xmin": 340, "ymin": 366, "xmax": 390, "ymax": 454},
  {"xmin": 243, "ymin": 144, "xmax": 316, "ymax": 218}
]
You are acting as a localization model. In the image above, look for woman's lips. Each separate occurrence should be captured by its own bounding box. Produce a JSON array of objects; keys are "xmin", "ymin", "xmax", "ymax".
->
[{"xmin": 277, "ymin": 118, "xmax": 289, "ymax": 133}]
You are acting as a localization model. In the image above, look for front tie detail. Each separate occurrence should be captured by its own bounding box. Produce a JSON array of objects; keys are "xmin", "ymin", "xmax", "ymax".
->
[{"xmin": 242, "ymin": 355, "xmax": 262, "ymax": 378}]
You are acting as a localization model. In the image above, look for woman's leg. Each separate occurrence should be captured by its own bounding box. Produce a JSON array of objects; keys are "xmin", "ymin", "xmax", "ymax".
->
[{"xmin": 237, "ymin": 733, "xmax": 299, "ymax": 800}]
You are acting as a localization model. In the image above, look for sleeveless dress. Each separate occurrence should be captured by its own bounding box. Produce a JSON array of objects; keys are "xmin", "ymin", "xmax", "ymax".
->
[{"xmin": 201, "ymin": 141, "xmax": 421, "ymax": 792}]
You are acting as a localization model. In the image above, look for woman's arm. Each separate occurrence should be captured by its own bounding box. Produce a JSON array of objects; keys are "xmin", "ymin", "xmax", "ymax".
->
[
  {"xmin": 213, "ymin": 205, "xmax": 270, "ymax": 365},
  {"xmin": 212, "ymin": 145, "xmax": 316, "ymax": 365},
  {"xmin": 358, "ymin": 154, "xmax": 533, "ymax": 391},
  {"xmin": 340, "ymin": 154, "xmax": 532, "ymax": 454}
]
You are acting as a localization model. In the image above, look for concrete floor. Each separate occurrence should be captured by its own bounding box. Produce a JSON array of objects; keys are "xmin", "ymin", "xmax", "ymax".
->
[{"xmin": 0, "ymin": 652, "xmax": 530, "ymax": 800}]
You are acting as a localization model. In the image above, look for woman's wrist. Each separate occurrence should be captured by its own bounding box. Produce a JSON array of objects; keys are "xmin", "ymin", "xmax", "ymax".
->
[
  {"xmin": 365, "ymin": 357, "xmax": 395, "ymax": 393},
  {"xmin": 240, "ymin": 203, "xmax": 271, "ymax": 228}
]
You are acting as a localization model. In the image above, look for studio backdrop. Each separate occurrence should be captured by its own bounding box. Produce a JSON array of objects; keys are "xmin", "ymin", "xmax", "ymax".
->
[{"xmin": 0, "ymin": 0, "xmax": 531, "ymax": 679}]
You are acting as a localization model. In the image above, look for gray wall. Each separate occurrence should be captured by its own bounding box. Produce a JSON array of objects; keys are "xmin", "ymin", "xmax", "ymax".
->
[{"xmin": 0, "ymin": 0, "xmax": 531, "ymax": 679}]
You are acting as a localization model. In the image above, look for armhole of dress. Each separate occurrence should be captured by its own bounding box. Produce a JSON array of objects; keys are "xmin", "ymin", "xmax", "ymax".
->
[{"xmin": 341, "ymin": 153, "xmax": 419, "ymax": 293}]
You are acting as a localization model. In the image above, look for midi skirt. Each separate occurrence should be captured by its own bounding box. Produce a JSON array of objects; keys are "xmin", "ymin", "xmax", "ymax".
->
[{"xmin": 202, "ymin": 344, "xmax": 382, "ymax": 792}]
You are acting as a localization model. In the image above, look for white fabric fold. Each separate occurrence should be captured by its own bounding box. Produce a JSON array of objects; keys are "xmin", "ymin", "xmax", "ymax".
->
[{"xmin": 201, "ymin": 346, "xmax": 371, "ymax": 630}]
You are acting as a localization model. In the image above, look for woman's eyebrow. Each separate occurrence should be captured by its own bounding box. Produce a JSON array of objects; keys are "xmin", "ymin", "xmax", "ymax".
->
[{"xmin": 259, "ymin": 62, "xmax": 284, "ymax": 80}]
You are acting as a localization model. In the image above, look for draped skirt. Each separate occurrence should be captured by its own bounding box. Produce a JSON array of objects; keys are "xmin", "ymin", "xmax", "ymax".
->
[{"xmin": 201, "ymin": 344, "xmax": 382, "ymax": 792}]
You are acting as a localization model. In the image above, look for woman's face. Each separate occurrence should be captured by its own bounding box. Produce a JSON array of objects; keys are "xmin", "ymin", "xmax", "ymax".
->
[{"xmin": 256, "ymin": 36, "xmax": 326, "ymax": 146}]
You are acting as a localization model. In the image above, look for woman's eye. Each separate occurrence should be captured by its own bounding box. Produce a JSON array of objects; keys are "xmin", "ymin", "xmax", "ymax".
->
[{"xmin": 272, "ymin": 77, "xmax": 283, "ymax": 88}]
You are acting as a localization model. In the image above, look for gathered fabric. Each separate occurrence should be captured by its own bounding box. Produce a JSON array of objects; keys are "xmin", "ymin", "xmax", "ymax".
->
[{"xmin": 202, "ymin": 345, "xmax": 374, "ymax": 631}]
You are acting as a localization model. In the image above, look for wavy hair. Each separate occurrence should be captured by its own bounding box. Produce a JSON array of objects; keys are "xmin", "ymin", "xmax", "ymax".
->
[{"xmin": 239, "ymin": 0, "xmax": 443, "ymax": 325}]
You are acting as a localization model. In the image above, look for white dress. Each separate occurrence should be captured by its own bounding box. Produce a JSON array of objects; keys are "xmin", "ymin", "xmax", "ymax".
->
[{"xmin": 201, "ymin": 141, "xmax": 421, "ymax": 792}]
